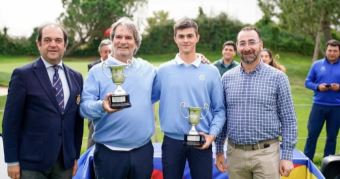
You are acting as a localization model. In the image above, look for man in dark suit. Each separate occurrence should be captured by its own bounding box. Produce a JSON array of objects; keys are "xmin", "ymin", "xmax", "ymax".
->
[{"xmin": 2, "ymin": 23, "xmax": 84, "ymax": 179}]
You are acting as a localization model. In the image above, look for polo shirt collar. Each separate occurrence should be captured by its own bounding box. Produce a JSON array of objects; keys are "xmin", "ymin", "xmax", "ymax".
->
[{"xmin": 174, "ymin": 53, "xmax": 201, "ymax": 68}]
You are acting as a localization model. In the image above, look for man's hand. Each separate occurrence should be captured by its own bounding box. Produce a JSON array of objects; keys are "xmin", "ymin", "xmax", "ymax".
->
[
  {"xmin": 215, "ymin": 153, "xmax": 228, "ymax": 172},
  {"xmin": 102, "ymin": 93, "xmax": 120, "ymax": 113},
  {"xmin": 279, "ymin": 160, "xmax": 294, "ymax": 177},
  {"xmin": 318, "ymin": 83, "xmax": 330, "ymax": 92},
  {"xmin": 197, "ymin": 53, "xmax": 211, "ymax": 64},
  {"xmin": 72, "ymin": 160, "xmax": 78, "ymax": 176},
  {"xmin": 330, "ymin": 83, "xmax": 340, "ymax": 91},
  {"xmin": 198, "ymin": 133, "xmax": 215, "ymax": 149},
  {"xmin": 7, "ymin": 164, "xmax": 20, "ymax": 179}
]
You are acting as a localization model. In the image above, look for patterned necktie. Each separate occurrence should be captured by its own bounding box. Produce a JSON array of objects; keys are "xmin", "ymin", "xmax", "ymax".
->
[{"xmin": 52, "ymin": 65, "xmax": 64, "ymax": 111}]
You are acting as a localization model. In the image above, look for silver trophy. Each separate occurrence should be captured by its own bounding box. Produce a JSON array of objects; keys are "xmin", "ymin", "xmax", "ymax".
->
[
  {"xmin": 180, "ymin": 102, "xmax": 209, "ymax": 147},
  {"xmin": 103, "ymin": 62, "xmax": 131, "ymax": 109}
]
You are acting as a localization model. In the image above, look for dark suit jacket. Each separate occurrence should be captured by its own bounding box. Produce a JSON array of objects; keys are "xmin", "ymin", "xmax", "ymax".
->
[
  {"xmin": 2, "ymin": 58, "xmax": 84, "ymax": 171},
  {"xmin": 87, "ymin": 59, "xmax": 101, "ymax": 71}
]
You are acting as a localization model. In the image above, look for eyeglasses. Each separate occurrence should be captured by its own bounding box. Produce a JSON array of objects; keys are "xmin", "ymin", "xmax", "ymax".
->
[{"xmin": 238, "ymin": 40, "xmax": 260, "ymax": 48}]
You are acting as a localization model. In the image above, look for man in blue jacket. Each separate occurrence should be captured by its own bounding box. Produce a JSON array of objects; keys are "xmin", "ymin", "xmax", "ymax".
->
[
  {"xmin": 2, "ymin": 23, "xmax": 83, "ymax": 179},
  {"xmin": 304, "ymin": 39, "xmax": 340, "ymax": 161}
]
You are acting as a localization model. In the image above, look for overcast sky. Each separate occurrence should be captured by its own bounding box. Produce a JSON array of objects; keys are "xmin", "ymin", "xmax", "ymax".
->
[{"xmin": 0, "ymin": 0, "xmax": 262, "ymax": 37}]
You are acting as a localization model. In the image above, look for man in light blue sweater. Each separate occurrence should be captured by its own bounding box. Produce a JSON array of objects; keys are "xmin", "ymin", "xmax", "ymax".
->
[
  {"xmin": 80, "ymin": 17, "xmax": 156, "ymax": 179},
  {"xmin": 152, "ymin": 18, "xmax": 226, "ymax": 179}
]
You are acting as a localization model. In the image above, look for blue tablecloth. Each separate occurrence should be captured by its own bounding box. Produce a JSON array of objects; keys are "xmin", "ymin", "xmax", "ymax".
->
[{"xmin": 73, "ymin": 143, "xmax": 325, "ymax": 179}]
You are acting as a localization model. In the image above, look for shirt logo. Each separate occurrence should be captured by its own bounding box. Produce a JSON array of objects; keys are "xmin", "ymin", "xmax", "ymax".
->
[
  {"xmin": 320, "ymin": 66, "xmax": 326, "ymax": 72},
  {"xmin": 198, "ymin": 74, "xmax": 205, "ymax": 81}
]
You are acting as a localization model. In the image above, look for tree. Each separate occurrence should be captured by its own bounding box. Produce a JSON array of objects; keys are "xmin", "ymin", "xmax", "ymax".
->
[
  {"xmin": 196, "ymin": 10, "xmax": 243, "ymax": 51},
  {"xmin": 146, "ymin": 11, "xmax": 173, "ymax": 29},
  {"xmin": 258, "ymin": 0, "xmax": 278, "ymax": 24},
  {"xmin": 58, "ymin": 0, "xmax": 146, "ymax": 55},
  {"xmin": 140, "ymin": 8, "xmax": 243, "ymax": 54},
  {"xmin": 139, "ymin": 10, "xmax": 176, "ymax": 54},
  {"xmin": 258, "ymin": 0, "xmax": 340, "ymax": 61}
]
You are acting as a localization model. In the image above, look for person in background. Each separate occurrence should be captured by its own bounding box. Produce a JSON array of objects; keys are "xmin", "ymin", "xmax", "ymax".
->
[
  {"xmin": 80, "ymin": 17, "xmax": 156, "ymax": 179},
  {"xmin": 260, "ymin": 48, "xmax": 286, "ymax": 72},
  {"xmin": 152, "ymin": 17, "xmax": 225, "ymax": 179},
  {"xmin": 87, "ymin": 39, "xmax": 112, "ymax": 71},
  {"xmin": 215, "ymin": 26, "xmax": 297, "ymax": 179},
  {"xmin": 213, "ymin": 40, "xmax": 239, "ymax": 76},
  {"xmin": 304, "ymin": 39, "xmax": 340, "ymax": 161},
  {"xmin": 2, "ymin": 23, "xmax": 83, "ymax": 179},
  {"xmin": 86, "ymin": 39, "xmax": 112, "ymax": 149}
]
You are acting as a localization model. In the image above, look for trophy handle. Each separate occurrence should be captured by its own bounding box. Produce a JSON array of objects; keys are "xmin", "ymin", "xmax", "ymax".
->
[
  {"xmin": 180, "ymin": 102, "xmax": 189, "ymax": 119},
  {"xmin": 102, "ymin": 62, "xmax": 129, "ymax": 80},
  {"xmin": 102, "ymin": 61, "xmax": 113, "ymax": 79},
  {"xmin": 201, "ymin": 103, "xmax": 210, "ymax": 119}
]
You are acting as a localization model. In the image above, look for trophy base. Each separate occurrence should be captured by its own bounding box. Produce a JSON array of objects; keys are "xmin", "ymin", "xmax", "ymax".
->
[
  {"xmin": 184, "ymin": 134, "xmax": 205, "ymax": 147},
  {"xmin": 110, "ymin": 94, "xmax": 131, "ymax": 109}
]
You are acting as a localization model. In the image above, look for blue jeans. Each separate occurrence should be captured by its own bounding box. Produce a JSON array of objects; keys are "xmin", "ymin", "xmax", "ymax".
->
[
  {"xmin": 93, "ymin": 141, "xmax": 153, "ymax": 179},
  {"xmin": 162, "ymin": 135, "xmax": 212, "ymax": 179},
  {"xmin": 304, "ymin": 104, "xmax": 340, "ymax": 160}
]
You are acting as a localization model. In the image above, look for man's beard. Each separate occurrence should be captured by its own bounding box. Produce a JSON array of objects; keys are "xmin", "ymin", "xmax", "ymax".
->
[{"xmin": 240, "ymin": 52, "xmax": 258, "ymax": 64}]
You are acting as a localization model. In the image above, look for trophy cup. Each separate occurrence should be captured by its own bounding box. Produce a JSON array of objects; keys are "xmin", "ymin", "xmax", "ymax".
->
[
  {"xmin": 103, "ymin": 62, "xmax": 131, "ymax": 109},
  {"xmin": 180, "ymin": 102, "xmax": 209, "ymax": 147}
]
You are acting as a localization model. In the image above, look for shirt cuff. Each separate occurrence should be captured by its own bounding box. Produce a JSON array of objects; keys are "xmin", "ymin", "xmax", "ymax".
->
[
  {"xmin": 7, "ymin": 162, "xmax": 19, "ymax": 166},
  {"xmin": 98, "ymin": 100, "xmax": 105, "ymax": 113},
  {"xmin": 281, "ymin": 149, "xmax": 293, "ymax": 160},
  {"xmin": 209, "ymin": 128, "xmax": 219, "ymax": 137},
  {"xmin": 215, "ymin": 141, "xmax": 225, "ymax": 154}
]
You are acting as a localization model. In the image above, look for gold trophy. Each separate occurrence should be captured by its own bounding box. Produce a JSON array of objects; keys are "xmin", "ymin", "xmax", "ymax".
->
[
  {"xmin": 103, "ymin": 62, "xmax": 131, "ymax": 109},
  {"xmin": 180, "ymin": 102, "xmax": 209, "ymax": 147}
]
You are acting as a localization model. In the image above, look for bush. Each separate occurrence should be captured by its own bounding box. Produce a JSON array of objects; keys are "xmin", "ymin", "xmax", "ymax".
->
[
  {"xmin": 0, "ymin": 14, "xmax": 324, "ymax": 57},
  {"xmin": 256, "ymin": 19, "xmax": 314, "ymax": 55},
  {"xmin": 139, "ymin": 23, "xmax": 177, "ymax": 55},
  {"xmin": 0, "ymin": 31, "xmax": 38, "ymax": 56}
]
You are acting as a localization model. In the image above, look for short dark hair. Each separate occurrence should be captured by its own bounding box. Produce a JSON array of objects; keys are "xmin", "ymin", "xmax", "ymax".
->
[
  {"xmin": 173, "ymin": 17, "xmax": 198, "ymax": 36},
  {"xmin": 222, "ymin": 40, "xmax": 237, "ymax": 51},
  {"xmin": 326, "ymin": 39, "xmax": 340, "ymax": 51},
  {"xmin": 237, "ymin": 26, "xmax": 261, "ymax": 40},
  {"xmin": 36, "ymin": 23, "xmax": 68, "ymax": 45}
]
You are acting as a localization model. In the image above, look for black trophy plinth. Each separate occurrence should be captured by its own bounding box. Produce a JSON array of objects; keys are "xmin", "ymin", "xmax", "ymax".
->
[
  {"xmin": 184, "ymin": 134, "xmax": 205, "ymax": 147},
  {"xmin": 110, "ymin": 94, "xmax": 131, "ymax": 109}
]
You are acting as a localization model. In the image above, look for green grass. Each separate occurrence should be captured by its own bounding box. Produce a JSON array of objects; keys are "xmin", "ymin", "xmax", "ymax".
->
[
  {"xmin": 0, "ymin": 53, "xmax": 339, "ymax": 166},
  {"xmin": 0, "ymin": 96, "xmax": 6, "ymax": 128},
  {"xmin": 0, "ymin": 72, "xmax": 10, "ymax": 86}
]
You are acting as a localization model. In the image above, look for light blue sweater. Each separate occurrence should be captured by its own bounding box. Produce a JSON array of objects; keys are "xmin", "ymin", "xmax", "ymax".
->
[
  {"xmin": 152, "ymin": 56, "xmax": 226, "ymax": 140},
  {"xmin": 80, "ymin": 56, "xmax": 156, "ymax": 149}
]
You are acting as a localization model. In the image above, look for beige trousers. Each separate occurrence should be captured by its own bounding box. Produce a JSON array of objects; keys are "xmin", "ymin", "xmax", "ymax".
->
[{"xmin": 227, "ymin": 141, "xmax": 280, "ymax": 179}]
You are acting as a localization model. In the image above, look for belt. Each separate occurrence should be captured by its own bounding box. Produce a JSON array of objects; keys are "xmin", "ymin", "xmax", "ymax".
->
[{"xmin": 228, "ymin": 138, "xmax": 278, "ymax": 151}]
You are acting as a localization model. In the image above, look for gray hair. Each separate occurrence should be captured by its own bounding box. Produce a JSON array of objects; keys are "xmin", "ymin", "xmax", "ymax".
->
[
  {"xmin": 110, "ymin": 17, "xmax": 142, "ymax": 55},
  {"xmin": 98, "ymin": 39, "xmax": 112, "ymax": 53}
]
